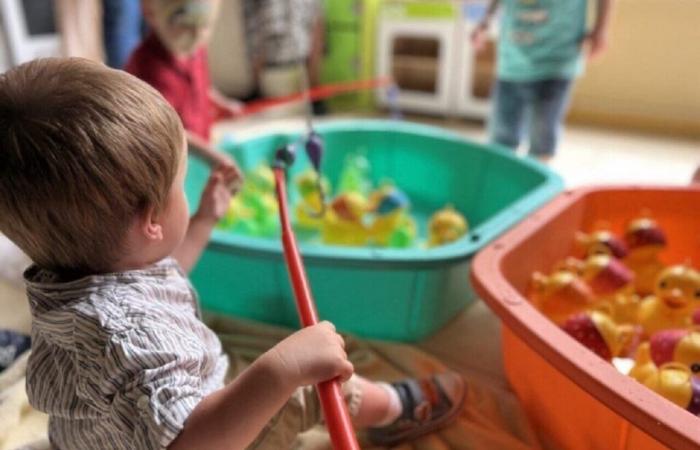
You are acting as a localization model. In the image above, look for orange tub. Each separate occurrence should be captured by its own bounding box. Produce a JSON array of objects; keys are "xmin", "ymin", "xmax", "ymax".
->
[{"xmin": 471, "ymin": 186, "xmax": 700, "ymax": 450}]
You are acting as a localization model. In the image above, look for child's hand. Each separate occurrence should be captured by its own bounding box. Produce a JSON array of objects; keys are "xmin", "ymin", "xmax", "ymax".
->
[
  {"xmin": 470, "ymin": 22, "xmax": 489, "ymax": 53},
  {"xmin": 210, "ymin": 152, "xmax": 244, "ymax": 194},
  {"xmin": 268, "ymin": 321, "xmax": 354, "ymax": 387},
  {"xmin": 585, "ymin": 29, "xmax": 608, "ymax": 60},
  {"xmin": 214, "ymin": 98, "xmax": 244, "ymax": 120},
  {"xmin": 224, "ymin": 99, "xmax": 244, "ymax": 118},
  {"xmin": 195, "ymin": 165, "xmax": 241, "ymax": 223}
]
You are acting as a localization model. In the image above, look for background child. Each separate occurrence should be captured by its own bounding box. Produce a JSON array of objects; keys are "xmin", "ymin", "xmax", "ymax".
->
[
  {"xmin": 244, "ymin": 0, "xmax": 326, "ymax": 114},
  {"xmin": 126, "ymin": 0, "xmax": 242, "ymax": 170},
  {"xmin": 472, "ymin": 0, "xmax": 613, "ymax": 160},
  {"xmin": 0, "ymin": 58, "xmax": 464, "ymax": 450}
]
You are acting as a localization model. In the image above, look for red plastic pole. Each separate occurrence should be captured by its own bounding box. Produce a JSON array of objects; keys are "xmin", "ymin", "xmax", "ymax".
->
[{"xmin": 272, "ymin": 168, "xmax": 361, "ymax": 450}]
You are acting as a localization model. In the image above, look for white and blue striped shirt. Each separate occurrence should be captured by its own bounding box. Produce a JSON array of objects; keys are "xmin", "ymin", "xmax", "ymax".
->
[{"xmin": 25, "ymin": 258, "xmax": 228, "ymax": 449}]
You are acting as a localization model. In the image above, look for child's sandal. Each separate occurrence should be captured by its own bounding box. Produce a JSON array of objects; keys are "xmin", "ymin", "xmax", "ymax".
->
[{"xmin": 367, "ymin": 371, "xmax": 466, "ymax": 446}]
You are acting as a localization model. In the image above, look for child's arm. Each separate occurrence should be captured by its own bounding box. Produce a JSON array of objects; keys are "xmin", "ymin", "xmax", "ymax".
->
[
  {"xmin": 187, "ymin": 131, "xmax": 241, "ymax": 171},
  {"xmin": 168, "ymin": 321, "xmax": 353, "ymax": 450},
  {"xmin": 471, "ymin": 0, "xmax": 500, "ymax": 52},
  {"xmin": 586, "ymin": 0, "xmax": 613, "ymax": 59},
  {"xmin": 173, "ymin": 165, "xmax": 240, "ymax": 272},
  {"xmin": 209, "ymin": 89, "xmax": 244, "ymax": 119}
]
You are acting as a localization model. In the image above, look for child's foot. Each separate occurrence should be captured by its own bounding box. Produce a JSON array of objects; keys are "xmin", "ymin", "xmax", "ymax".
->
[{"xmin": 367, "ymin": 371, "xmax": 465, "ymax": 446}]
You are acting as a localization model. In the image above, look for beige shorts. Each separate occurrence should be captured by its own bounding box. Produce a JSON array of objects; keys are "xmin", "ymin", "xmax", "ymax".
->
[
  {"xmin": 258, "ymin": 64, "xmax": 308, "ymax": 117},
  {"xmin": 248, "ymin": 375, "xmax": 363, "ymax": 450}
]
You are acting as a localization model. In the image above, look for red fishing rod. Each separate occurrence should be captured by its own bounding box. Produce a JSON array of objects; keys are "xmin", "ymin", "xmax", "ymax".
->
[
  {"xmin": 261, "ymin": 73, "xmax": 401, "ymax": 449},
  {"xmin": 238, "ymin": 77, "xmax": 392, "ymax": 118},
  {"xmin": 272, "ymin": 141, "xmax": 360, "ymax": 450}
]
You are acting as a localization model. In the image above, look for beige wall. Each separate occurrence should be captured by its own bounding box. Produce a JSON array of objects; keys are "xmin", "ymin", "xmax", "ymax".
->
[{"xmin": 569, "ymin": 0, "xmax": 700, "ymax": 138}]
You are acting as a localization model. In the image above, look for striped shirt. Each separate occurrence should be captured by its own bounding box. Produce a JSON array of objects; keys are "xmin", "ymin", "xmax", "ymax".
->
[{"xmin": 24, "ymin": 258, "xmax": 228, "ymax": 450}]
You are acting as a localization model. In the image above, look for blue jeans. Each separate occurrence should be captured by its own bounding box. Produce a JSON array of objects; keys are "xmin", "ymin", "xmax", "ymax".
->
[
  {"xmin": 488, "ymin": 79, "xmax": 573, "ymax": 157},
  {"xmin": 102, "ymin": 0, "xmax": 144, "ymax": 69}
]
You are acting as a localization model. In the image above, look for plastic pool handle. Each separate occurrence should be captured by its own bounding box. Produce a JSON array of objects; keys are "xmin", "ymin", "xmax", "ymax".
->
[{"xmin": 272, "ymin": 168, "xmax": 360, "ymax": 450}]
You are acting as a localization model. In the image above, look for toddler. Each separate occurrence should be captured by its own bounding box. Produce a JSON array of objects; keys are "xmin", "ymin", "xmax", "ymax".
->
[
  {"xmin": 126, "ymin": 0, "xmax": 242, "ymax": 170},
  {"xmin": 0, "ymin": 58, "xmax": 464, "ymax": 450},
  {"xmin": 472, "ymin": 0, "xmax": 612, "ymax": 160}
]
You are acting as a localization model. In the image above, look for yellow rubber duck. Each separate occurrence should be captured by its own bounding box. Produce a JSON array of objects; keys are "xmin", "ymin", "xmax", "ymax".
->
[
  {"xmin": 576, "ymin": 230, "xmax": 628, "ymax": 259},
  {"xmin": 530, "ymin": 270, "xmax": 596, "ymax": 325},
  {"xmin": 637, "ymin": 265, "xmax": 700, "ymax": 335},
  {"xmin": 642, "ymin": 363, "xmax": 700, "ymax": 414},
  {"xmin": 294, "ymin": 169, "xmax": 329, "ymax": 230},
  {"xmin": 321, "ymin": 192, "xmax": 369, "ymax": 246},
  {"xmin": 630, "ymin": 342, "xmax": 658, "ymax": 383},
  {"xmin": 428, "ymin": 206, "xmax": 469, "ymax": 247},
  {"xmin": 366, "ymin": 186, "xmax": 415, "ymax": 247},
  {"xmin": 624, "ymin": 217, "xmax": 667, "ymax": 296},
  {"xmin": 557, "ymin": 255, "xmax": 639, "ymax": 324},
  {"xmin": 562, "ymin": 310, "xmax": 637, "ymax": 360},
  {"xmin": 635, "ymin": 329, "xmax": 700, "ymax": 376}
]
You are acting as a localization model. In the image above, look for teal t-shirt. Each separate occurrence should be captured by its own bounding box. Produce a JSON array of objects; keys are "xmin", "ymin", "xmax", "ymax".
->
[{"xmin": 498, "ymin": 0, "xmax": 588, "ymax": 81}]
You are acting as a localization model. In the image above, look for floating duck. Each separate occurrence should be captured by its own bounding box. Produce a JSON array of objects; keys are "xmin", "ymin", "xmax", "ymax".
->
[
  {"xmin": 562, "ymin": 310, "xmax": 638, "ymax": 361},
  {"xmin": 530, "ymin": 270, "xmax": 596, "ymax": 325},
  {"xmin": 630, "ymin": 329, "xmax": 700, "ymax": 397},
  {"xmin": 321, "ymin": 192, "xmax": 369, "ymax": 246},
  {"xmin": 218, "ymin": 165, "xmax": 279, "ymax": 237},
  {"xmin": 648, "ymin": 329, "xmax": 700, "ymax": 374},
  {"xmin": 368, "ymin": 185, "xmax": 410, "ymax": 215},
  {"xmin": 428, "ymin": 206, "xmax": 469, "ymax": 247},
  {"xmin": 389, "ymin": 215, "xmax": 417, "ymax": 248},
  {"xmin": 576, "ymin": 230, "xmax": 628, "ymax": 259},
  {"xmin": 558, "ymin": 254, "xmax": 639, "ymax": 323},
  {"xmin": 630, "ymin": 342, "xmax": 658, "ymax": 383},
  {"xmin": 337, "ymin": 152, "xmax": 371, "ymax": 195},
  {"xmin": 642, "ymin": 363, "xmax": 700, "ymax": 416},
  {"xmin": 638, "ymin": 265, "xmax": 700, "ymax": 335},
  {"xmin": 367, "ymin": 186, "xmax": 415, "ymax": 247},
  {"xmin": 624, "ymin": 216, "xmax": 667, "ymax": 295},
  {"xmin": 294, "ymin": 169, "xmax": 330, "ymax": 230},
  {"xmin": 246, "ymin": 164, "xmax": 275, "ymax": 193}
]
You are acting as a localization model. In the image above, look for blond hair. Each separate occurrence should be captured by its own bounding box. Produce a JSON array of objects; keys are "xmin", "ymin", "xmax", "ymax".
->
[{"xmin": 0, "ymin": 57, "xmax": 184, "ymax": 274}]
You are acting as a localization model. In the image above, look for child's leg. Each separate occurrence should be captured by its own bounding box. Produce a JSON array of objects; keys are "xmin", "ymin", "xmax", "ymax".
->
[
  {"xmin": 247, "ymin": 383, "xmax": 328, "ymax": 450},
  {"xmin": 488, "ymin": 80, "xmax": 527, "ymax": 150},
  {"xmin": 528, "ymin": 78, "xmax": 574, "ymax": 159},
  {"xmin": 247, "ymin": 377, "xmax": 392, "ymax": 449},
  {"xmin": 247, "ymin": 372, "xmax": 464, "ymax": 449},
  {"xmin": 352, "ymin": 372, "xmax": 466, "ymax": 447},
  {"xmin": 348, "ymin": 376, "xmax": 398, "ymax": 427}
]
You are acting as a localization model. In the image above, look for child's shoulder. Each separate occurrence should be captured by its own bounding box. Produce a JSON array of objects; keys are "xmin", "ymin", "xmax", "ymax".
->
[
  {"xmin": 26, "ymin": 258, "xmax": 196, "ymax": 338},
  {"xmin": 124, "ymin": 33, "xmax": 171, "ymax": 77}
]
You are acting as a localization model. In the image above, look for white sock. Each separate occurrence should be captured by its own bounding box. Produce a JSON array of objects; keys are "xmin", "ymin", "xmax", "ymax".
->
[{"xmin": 376, "ymin": 382, "xmax": 402, "ymax": 426}]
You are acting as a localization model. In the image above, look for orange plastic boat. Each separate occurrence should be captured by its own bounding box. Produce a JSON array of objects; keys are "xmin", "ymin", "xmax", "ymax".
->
[{"xmin": 472, "ymin": 186, "xmax": 700, "ymax": 450}]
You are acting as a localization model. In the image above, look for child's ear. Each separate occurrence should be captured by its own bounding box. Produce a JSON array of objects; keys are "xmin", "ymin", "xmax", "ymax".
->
[{"xmin": 140, "ymin": 205, "xmax": 164, "ymax": 241}]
